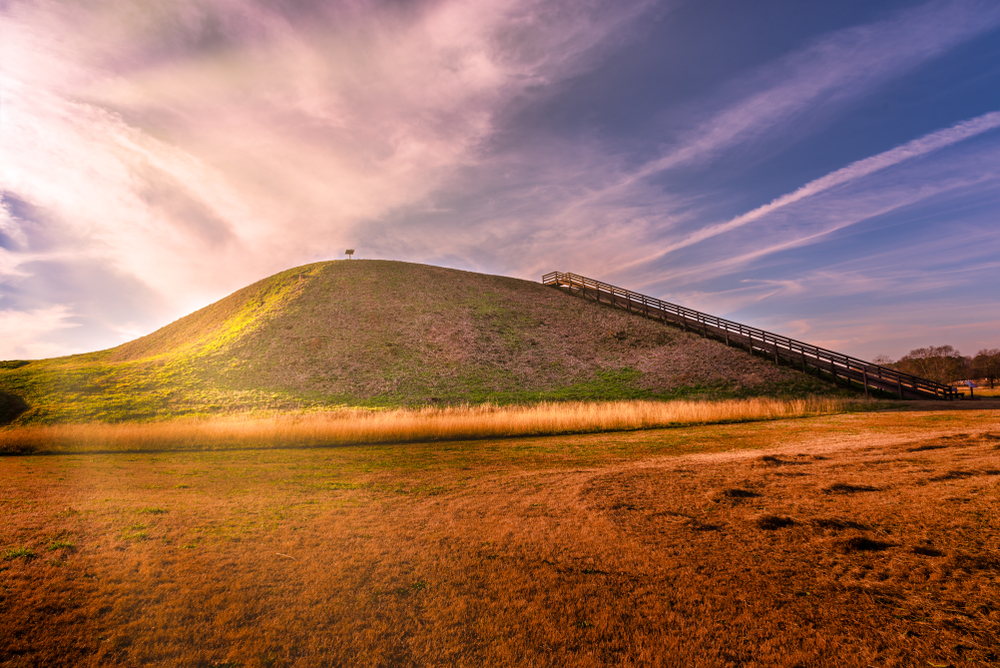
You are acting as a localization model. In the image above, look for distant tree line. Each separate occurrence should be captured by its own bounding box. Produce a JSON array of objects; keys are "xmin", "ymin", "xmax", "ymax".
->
[{"xmin": 873, "ymin": 346, "xmax": 1000, "ymax": 387}]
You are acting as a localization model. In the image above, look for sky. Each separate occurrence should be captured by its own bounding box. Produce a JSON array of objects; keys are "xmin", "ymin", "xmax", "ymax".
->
[{"xmin": 2, "ymin": 0, "xmax": 999, "ymax": 361}]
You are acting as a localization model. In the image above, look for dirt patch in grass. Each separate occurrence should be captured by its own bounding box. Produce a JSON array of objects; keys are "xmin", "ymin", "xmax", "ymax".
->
[
  {"xmin": 809, "ymin": 517, "xmax": 868, "ymax": 531},
  {"xmin": 754, "ymin": 513, "xmax": 795, "ymax": 530},
  {"xmin": 0, "ymin": 409, "xmax": 998, "ymax": 666},
  {"xmin": 715, "ymin": 487, "xmax": 760, "ymax": 501},
  {"xmin": 836, "ymin": 536, "xmax": 895, "ymax": 553},
  {"xmin": 823, "ymin": 482, "xmax": 881, "ymax": 494}
]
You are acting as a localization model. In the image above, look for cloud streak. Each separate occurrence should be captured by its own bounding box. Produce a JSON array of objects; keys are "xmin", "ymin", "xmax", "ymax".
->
[
  {"xmin": 633, "ymin": 110, "xmax": 1000, "ymax": 266},
  {"xmin": 615, "ymin": 118, "xmax": 1000, "ymax": 288},
  {"xmin": 566, "ymin": 0, "xmax": 1000, "ymax": 212}
]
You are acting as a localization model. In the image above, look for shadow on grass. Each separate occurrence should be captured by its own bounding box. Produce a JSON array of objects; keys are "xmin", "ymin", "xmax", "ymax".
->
[{"xmin": 0, "ymin": 390, "xmax": 29, "ymax": 426}]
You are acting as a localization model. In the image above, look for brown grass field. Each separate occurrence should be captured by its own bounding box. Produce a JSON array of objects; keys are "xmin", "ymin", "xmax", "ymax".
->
[{"xmin": 2, "ymin": 400, "xmax": 999, "ymax": 667}]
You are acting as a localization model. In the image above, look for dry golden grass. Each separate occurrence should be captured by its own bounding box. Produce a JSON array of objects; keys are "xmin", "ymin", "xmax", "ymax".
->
[
  {"xmin": 2, "ymin": 406, "xmax": 998, "ymax": 667},
  {"xmin": 0, "ymin": 396, "xmax": 862, "ymax": 455}
]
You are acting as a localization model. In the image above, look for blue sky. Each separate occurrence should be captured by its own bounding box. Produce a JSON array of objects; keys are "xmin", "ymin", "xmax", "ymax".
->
[{"xmin": 2, "ymin": 0, "xmax": 999, "ymax": 360}]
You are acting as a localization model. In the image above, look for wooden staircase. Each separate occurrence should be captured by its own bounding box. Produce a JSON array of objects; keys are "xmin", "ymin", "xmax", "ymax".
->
[{"xmin": 543, "ymin": 271, "xmax": 957, "ymax": 400}]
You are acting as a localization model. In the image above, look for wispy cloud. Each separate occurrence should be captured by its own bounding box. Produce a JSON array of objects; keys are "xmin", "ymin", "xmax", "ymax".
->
[
  {"xmin": 632, "ymin": 133, "xmax": 1000, "ymax": 297},
  {"xmin": 622, "ymin": 110, "xmax": 1000, "ymax": 271},
  {"xmin": 649, "ymin": 217, "xmax": 1000, "ymax": 359},
  {"xmin": 0, "ymin": 305, "xmax": 78, "ymax": 359},
  {"xmin": 778, "ymin": 303, "xmax": 1000, "ymax": 360},
  {"xmin": 376, "ymin": 0, "xmax": 1000, "ymax": 284},
  {"xmin": 563, "ymin": 0, "xmax": 1000, "ymax": 213},
  {"xmin": 686, "ymin": 233, "xmax": 1000, "ymax": 316}
]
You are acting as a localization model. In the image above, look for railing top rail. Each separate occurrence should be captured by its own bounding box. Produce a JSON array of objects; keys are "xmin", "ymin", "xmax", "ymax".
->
[{"xmin": 544, "ymin": 270, "xmax": 954, "ymax": 395}]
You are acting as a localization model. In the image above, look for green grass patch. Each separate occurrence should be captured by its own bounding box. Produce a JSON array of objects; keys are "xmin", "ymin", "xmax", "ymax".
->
[
  {"xmin": 121, "ymin": 524, "xmax": 150, "ymax": 541},
  {"xmin": 46, "ymin": 539, "xmax": 75, "ymax": 551},
  {"xmin": 2, "ymin": 546, "xmax": 36, "ymax": 560}
]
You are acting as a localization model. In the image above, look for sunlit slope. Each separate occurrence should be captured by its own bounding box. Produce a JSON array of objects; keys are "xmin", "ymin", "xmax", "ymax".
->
[{"xmin": 0, "ymin": 260, "xmax": 835, "ymax": 424}]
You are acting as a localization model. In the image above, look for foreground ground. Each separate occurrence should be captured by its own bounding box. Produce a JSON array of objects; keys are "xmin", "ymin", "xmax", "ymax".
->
[{"xmin": 2, "ymin": 403, "xmax": 999, "ymax": 667}]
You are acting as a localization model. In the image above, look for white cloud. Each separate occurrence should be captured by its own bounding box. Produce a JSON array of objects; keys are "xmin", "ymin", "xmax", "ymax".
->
[
  {"xmin": 0, "ymin": 0, "xmax": 658, "ymax": 352},
  {"xmin": 0, "ymin": 305, "xmax": 78, "ymax": 359}
]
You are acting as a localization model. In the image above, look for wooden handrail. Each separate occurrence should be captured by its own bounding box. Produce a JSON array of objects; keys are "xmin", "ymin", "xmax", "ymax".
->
[{"xmin": 543, "ymin": 271, "xmax": 957, "ymax": 399}]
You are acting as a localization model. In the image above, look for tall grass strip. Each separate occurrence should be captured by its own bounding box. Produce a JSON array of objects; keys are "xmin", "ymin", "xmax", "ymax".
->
[{"xmin": 1, "ymin": 397, "xmax": 868, "ymax": 455}]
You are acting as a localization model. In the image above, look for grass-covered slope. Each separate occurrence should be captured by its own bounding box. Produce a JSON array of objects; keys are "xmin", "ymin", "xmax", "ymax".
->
[{"xmin": 0, "ymin": 260, "xmax": 839, "ymax": 424}]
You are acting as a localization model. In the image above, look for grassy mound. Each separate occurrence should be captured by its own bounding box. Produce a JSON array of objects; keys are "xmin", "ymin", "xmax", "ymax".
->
[{"xmin": 0, "ymin": 260, "xmax": 840, "ymax": 424}]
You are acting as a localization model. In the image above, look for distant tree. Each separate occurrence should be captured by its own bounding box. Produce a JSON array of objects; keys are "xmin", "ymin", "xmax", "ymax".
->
[
  {"xmin": 345, "ymin": 249, "xmax": 355, "ymax": 260},
  {"xmin": 870, "ymin": 354, "xmax": 894, "ymax": 366},
  {"xmin": 972, "ymin": 348, "xmax": 1000, "ymax": 388},
  {"xmin": 893, "ymin": 345, "xmax": 969, "ymax": 384}
]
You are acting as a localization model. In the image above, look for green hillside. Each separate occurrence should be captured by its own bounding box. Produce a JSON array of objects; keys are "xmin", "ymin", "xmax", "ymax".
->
[{"xmin": 0, "ymin": 260, "xmax": 839, "ymax": 424}]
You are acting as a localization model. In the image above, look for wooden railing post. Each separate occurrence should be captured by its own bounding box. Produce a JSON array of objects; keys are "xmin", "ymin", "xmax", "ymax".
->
[{"xmin": 543, "ymin": 270, "xmax": 952, "ymax": 400}]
